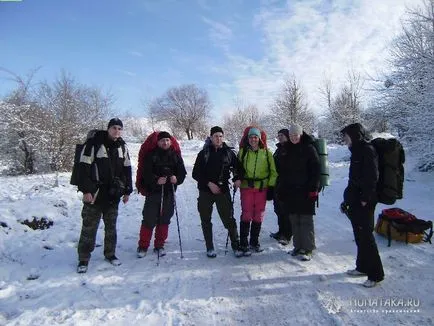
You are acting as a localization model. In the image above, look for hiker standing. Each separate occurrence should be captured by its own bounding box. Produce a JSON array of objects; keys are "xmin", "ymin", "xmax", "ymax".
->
[
  {"xmin": 192, "ymin": 126, "xmax": 243, "ymax": 258},
  {"xmin": 275, "ymin": 124, "xmax": 320, "ymax": 261},
  {"xmin": 270, "ymin": 128, "xmax": 292, "ymax": 245},
  {"xmin": 136, "ymin": 131, "xmax": 186, "ymax": 258},
  {"xmin": 76, "ymin": 118, "xmax": 133, "ymax": 273},
  {"xmin": 238, "ymin": 127, "xmax": 277, "ymax": 255},
  {"xmin": 340, "ymin": 123, "xmax": 385, "ymax": 288}
]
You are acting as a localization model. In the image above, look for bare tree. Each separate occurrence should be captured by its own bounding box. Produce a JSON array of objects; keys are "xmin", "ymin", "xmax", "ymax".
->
[
  {"xmin": 35, "ymin": 71, "xmax": 113, "ymax": 172},
  {"xmin": 270, "ymin": 77, "xmax": 316, "ymax": 133},
  {"xmin": 319, "ymin": 71, "xmax": 364, "ymax": 142},
  {"xmin": 148, "ymin": 84, "xmax": 211, "ymax": 140},
  {"xmin": 222, "ymin": 103, "xmax": 264, "ymax": 146}
]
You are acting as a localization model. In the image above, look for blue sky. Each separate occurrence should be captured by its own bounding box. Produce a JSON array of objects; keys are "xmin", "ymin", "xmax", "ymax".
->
[{"xmin": 0, "ymin": 0, "xmax": 419, "ymax": 120}]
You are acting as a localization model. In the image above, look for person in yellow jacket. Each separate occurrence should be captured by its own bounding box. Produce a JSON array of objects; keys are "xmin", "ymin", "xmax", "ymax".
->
[{"xmin": 238, "ymin": 127, "xmax": 278, "ymax": 256}]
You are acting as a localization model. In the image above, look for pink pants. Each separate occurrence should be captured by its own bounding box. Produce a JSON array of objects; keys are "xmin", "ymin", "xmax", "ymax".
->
[{"xmin": 240, "ymin": 188, "xmax": 267, "ymax": 223}]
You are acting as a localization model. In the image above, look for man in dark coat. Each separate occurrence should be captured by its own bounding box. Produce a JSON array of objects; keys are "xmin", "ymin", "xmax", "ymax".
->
[
  {"xmin": 192, "ymin": 126, "xmax": 243, "ymax": 258},
  {"xmin": 341, "ymin": 123, "xmax": 384, "ymax": 288},
  {"xmin": 136, "ymin": 131, "xmax": 187, "ymax": 258},
  {"xmin": 270, "ymin": 128, "xmax": 292, "ymax": 245},
  {"xmin": 275, "ymin": 124, "xmax": 320, "ymax": 261},
  {"xmin": 77, "ymin": 118, "xmax": 133, "ymax": 273}
]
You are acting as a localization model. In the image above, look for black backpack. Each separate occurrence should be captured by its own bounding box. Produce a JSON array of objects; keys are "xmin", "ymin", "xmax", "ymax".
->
[
  {"xmin": 70, "ymin": 130, "xmax": 99, "ymax": 186},
  {"xmin": 371, "ymin": 138, "xmax": 405, "ymax": 205}
]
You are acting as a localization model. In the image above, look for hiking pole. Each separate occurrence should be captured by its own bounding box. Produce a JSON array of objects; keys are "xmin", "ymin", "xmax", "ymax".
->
[
  {"xmin": 172, "ymin": 184, "xmax": 183, "ymax": 258},
  {"xmin": 225, "ymin": 187, "xmax": 237, "ymax": 255},
  {"xmin": 157, "ymin": 183, "xmax": 164, "ymax": 267}
]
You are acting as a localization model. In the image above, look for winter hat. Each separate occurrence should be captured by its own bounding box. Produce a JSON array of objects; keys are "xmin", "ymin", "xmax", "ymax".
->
[
  {"xmin": 289, "ymin": 124, "xmax": 303, "ymax": 136},
  {"xmin": 278, "ymin": 128, "xmax": 289, "ymax": 139},
  {"xmin": 248, "ymin": 127, "xmax": 261, "ymax": 138},
  {"xmin": 107, "ymin": 118, "xmax": 123, "ymax": 129},
  {"xmin": 210, "ymin": 126, "xmax": 224, "ymax": 136},
  {"xmin": 157, "ymin": 131, "xmax": 171, "ymax": 140}
]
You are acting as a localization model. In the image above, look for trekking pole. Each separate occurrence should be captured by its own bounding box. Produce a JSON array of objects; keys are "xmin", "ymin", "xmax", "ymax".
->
[
  {"xmin": 157, "ymin": 183, "xmax": 164, "ymax": 266},
  {"xmin": 172, "ymin": 184, "xmax": 184, "ymax": 258},
  {"xmin": 225, "ymin": 187, "xmax": 237, "ymax": 255}
]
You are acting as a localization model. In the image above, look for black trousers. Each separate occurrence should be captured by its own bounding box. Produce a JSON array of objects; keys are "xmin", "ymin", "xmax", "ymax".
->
[{"xmin": 349, "ymin": 202, "xmax": 385, "ymax": 282}]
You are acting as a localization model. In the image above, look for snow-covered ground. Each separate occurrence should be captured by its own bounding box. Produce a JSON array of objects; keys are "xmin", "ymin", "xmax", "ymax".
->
[{"xmin": 0, "ymin": 140, "xmax": 433, "ymax": 326}]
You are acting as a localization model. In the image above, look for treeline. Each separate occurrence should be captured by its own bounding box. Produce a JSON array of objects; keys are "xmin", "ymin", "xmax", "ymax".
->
[{"xmin": 1, "ymin": 0, "xmax": 433, "ymax": 174}]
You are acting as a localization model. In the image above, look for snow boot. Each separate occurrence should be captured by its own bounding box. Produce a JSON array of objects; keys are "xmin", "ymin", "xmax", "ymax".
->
[
  {"xmin": 250, "ymin": 222, "xmax": 264, "ymax": 252},
  {"xmin": 77, "ymin": 261, "xmax": 88, "ymax": 273}
]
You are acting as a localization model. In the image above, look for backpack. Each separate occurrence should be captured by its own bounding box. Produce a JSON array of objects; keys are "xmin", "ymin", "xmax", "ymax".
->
[
  {"xmin": 371, "ymin": 138, "xmax": 405, "ymax": 205},
  {"xmin": 70, "ymin": 130, "xmax": 126, "ymax": 187},
  {"xmin": 70, "ymin": 130, "xmax": 99, "ymax": 186},
  {"xmin": 375, "ymin": 208, "xmax": 433, "ymax": 246},
  {"xmin": 136, "ymin": 131, "xmax": 181, "ymax": 196},
  {"xmin": 312, "ymin": 137, "xmax": 330, "ymax": 192}
]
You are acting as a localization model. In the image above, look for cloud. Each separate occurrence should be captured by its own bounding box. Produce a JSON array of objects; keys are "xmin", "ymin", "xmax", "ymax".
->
[
  {"xmin": 129, "ymin": 51, "xmax": 143, "ymax": 57},
  {"xmin": 117, "ymin": 69, "xmax": 137, "ymax": 77},
  {"xmin": 214, "ymin": 0, "xmax": 421, "ymax": 115},
  {"xmin": 201, "ymin": 16, "xmax": 233, "ymax": 51}
]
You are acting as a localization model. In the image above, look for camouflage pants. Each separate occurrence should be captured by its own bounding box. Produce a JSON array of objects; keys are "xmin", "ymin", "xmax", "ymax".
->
[{"xmin": 77, "ymin": 203, "xmax": 118, "ymax": 262}]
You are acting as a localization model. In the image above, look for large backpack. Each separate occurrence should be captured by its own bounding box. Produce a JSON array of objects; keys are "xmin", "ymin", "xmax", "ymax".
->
[
  {"xmin": 70, "ymin": 130, "xmax": 99, "ymax": 186},
  {"xmin": 375, "ymin": 208, "xmax": 433, "ymax": 246},
  {"xmin": 371, "ymin": 138, "xmax": 405, "ymax": 205},
  {"xmin": 70, "ymin": 130, "xmax": 126, "ymax": 187},
  {"xmin": 135, "ymin": 131, "xmax": 181, "ymax": 196}
]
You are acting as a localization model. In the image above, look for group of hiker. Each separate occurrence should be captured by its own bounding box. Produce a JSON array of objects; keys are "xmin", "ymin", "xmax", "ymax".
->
[{"xmin": 74, "ymin": 118, "xmax": 384, "ymax": 288}]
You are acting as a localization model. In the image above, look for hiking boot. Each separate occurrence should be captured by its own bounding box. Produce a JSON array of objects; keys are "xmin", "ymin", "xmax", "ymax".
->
[
  {"xmin": 77, "ymin": 261, "xmax": 88, "ymax": 273},
  {"xmin": 362, "ymin": 279, "xmax": 378, "ymax": 288},
  {"xmin": 270, "ymin": 231, "xmax": 281, "ymax": 240},
  {"xmin": 137, "ymin": 247, "xmax": 148, "ymax": 258},
  {"xmin": 206, "ymin": 249, "xmax": 217, "ymax": 258},
  {"xmin": 240, "ymin": 246, "xmax": 252, "ymax": 257},
  {"xmin": 347, "ymin": 269, "xmax": 367, "ymax": 277},
  {"xmin": 105, "ymin": 255, "xmax": 122, "ymax": 266},
  {"xmin": 288, "ymin": 248, "xmax": 300, "ymax": 256},
  {"xmin": 154, "ymin": 247, "xmax": 166, "ymax": 257},
  {"xmin": 277, "ymin": 235, "xmax": 291, "ymax": 246},
  {"xmin": 299, "ymin": 251, "xmax": 312, "ymax": 261},
  {"xmin": 250, "ymin": 244, "xmax": 264, "ymax": 253},
  {"xmin": 233, "ymin": 248, "xmax": 244, "ymax": 258}
]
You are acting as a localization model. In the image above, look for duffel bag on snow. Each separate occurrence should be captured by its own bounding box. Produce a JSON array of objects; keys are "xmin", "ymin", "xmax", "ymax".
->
[{"xmin": 375, "ymin": 207, "xmax": 433, "ymax": 247}]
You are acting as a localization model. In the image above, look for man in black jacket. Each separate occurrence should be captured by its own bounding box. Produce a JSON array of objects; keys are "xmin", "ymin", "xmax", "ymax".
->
[
  {"xmin": 136, "ymin": 131, "xmax": 187, "ymax": 258},
  {"xmin": 192, "ymin": 126, "xmax": 243, "ymax": 258},
  {"xmin": 76, "ymin": 118, "xmax": 133, "ymax": 273},
  {"xmin": 341, "ymin": 123, "xmax": 385, "ymax": 288}
]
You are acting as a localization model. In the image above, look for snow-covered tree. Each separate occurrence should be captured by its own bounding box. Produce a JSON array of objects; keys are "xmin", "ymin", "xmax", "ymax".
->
[
  {"xmin": 148, "ymin": 84, "xmax": 211, "ymax": 140},
  {"xmin": 270, "ymin": 77, "xmax": 316, "ymax": 134},
  {"xmin": 378, "ymin": 0, "xmax": 434, "ymax": 170},
  {"xmin": 319, "ymin": 71, "xmax": 364, "ymax": 142},
  {"xmin": 222, "ymin": 103, "xmax": 264, "ymax": 146}
]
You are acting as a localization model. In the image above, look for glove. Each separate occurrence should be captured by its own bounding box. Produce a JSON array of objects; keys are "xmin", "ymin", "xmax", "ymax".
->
[
  {"xmin": 266, "ymin": 187, "xmax": 274, "ymax": 201},
  {"xmin": 308, "ymin": 191, "xmax": 318, "ymax": 200}
]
